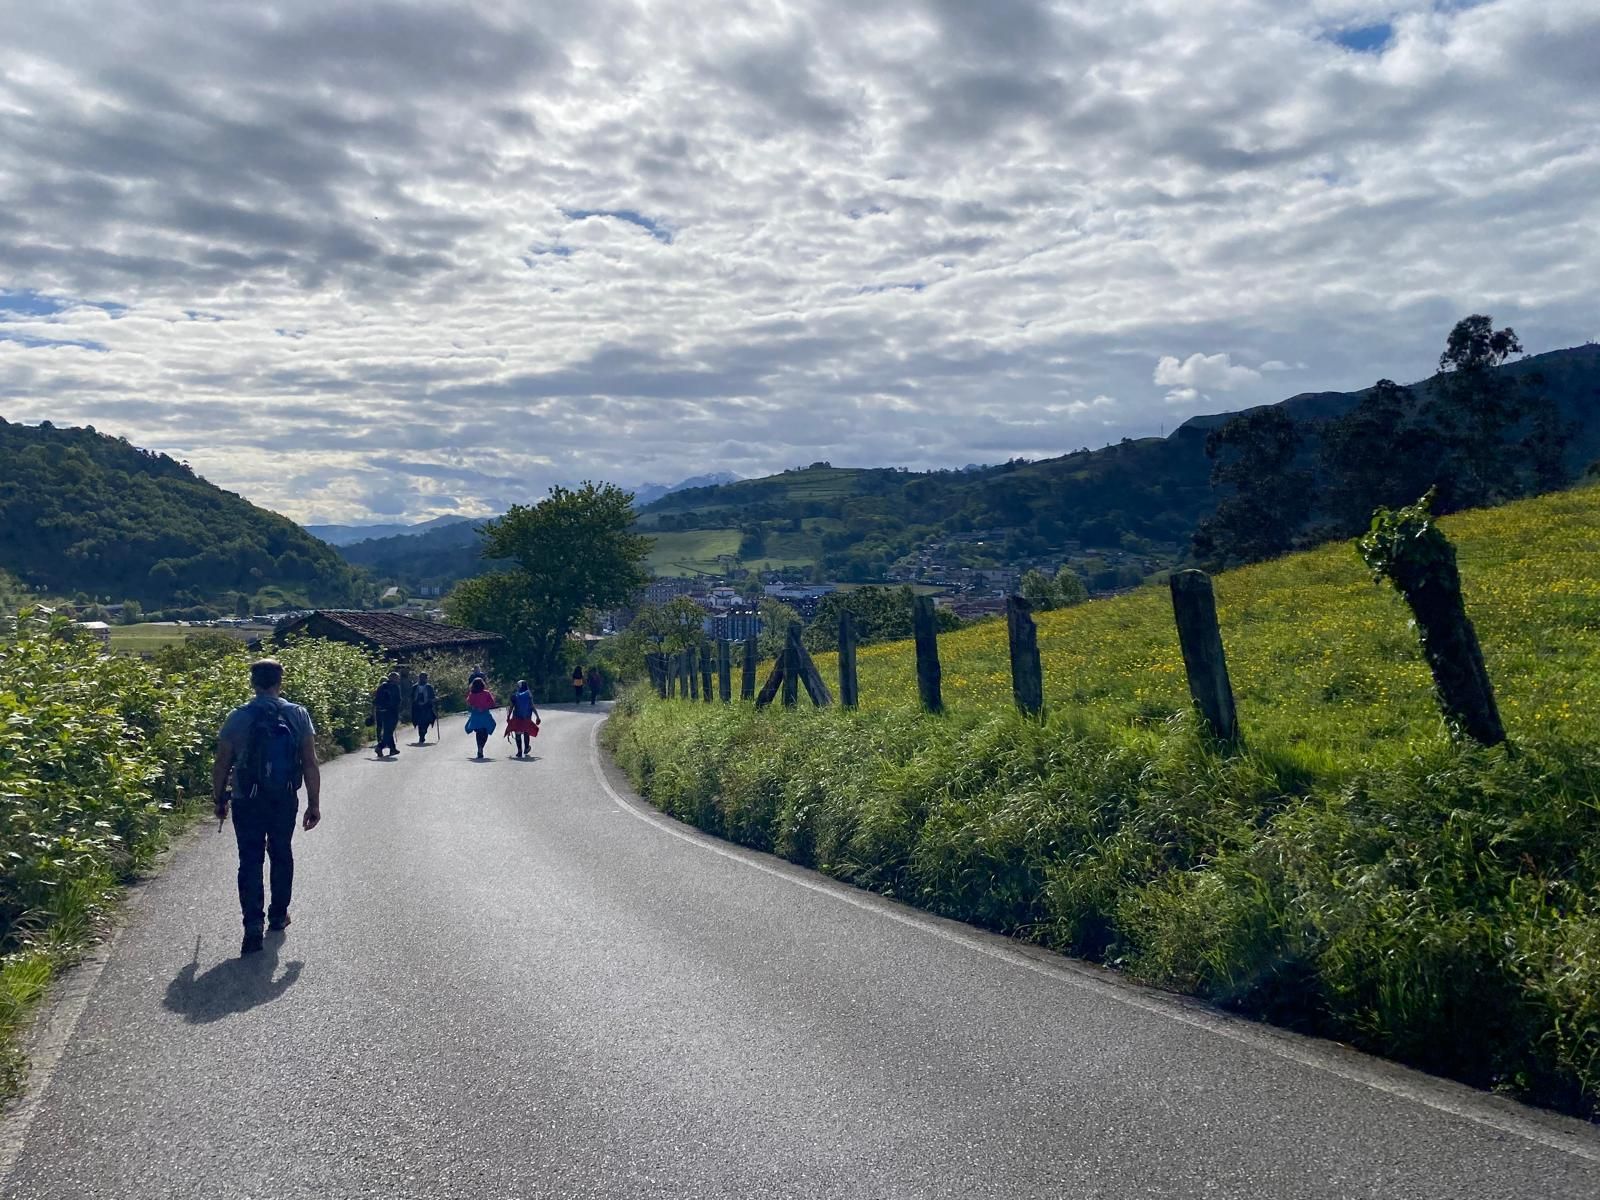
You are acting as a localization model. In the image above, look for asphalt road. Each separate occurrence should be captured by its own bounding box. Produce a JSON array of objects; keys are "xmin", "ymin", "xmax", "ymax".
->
[{"xmin": 2, "ymin": 705, "xmax": 1597, "ymax": 1199}]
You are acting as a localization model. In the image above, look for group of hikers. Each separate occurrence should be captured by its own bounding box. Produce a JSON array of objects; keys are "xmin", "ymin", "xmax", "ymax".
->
[
  {"xmin": 212, "ymin": 654, "xmax": 610, "ymax": 957},
  {"xmin": 367, "ymin": 663, "xmax": 605, "ymax": 761}
]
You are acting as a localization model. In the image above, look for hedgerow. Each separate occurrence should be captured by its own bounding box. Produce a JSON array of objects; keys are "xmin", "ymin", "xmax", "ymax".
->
[{"xmin": 0, "ymin": 620, "xmax": 382, "ymax": 1093}]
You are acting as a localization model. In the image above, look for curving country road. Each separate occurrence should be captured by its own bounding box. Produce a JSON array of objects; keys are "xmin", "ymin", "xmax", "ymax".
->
[{"xmin": 2, "ymin": 705, "xmax": 1597, "ymax": 1199}]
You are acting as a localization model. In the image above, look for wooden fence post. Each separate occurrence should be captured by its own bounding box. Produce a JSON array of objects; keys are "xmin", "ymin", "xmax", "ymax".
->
[
  {"xmin": 782, "ymin": 622, "xmax": 801, "ymax": 707},
  {"xmin": 1006, "ymin": 595, "xmax": 1043, "ymax": 716},
  {"xmin": 838, "ymin": 611, "xmax": 859, "ymax": 709},
  {"xmin": 741, "ymin": 634, "xmax": 757, "ymax": 701},
  {"xmin": 700, "ymin": 643, "xmax": 713, "ymax": 703},
  {"xmin": 718, "ymin": 639, "xmax": 732, "ymax": 703},
  {"xmin": 1169, "ymin": 569, "xmax": 1240, "ymax": 746},
  {"xmin": 688, "ymin": 650, "xmax": 699, "ymax": 701},
  {"xmin": 912, "ymin": 595, "xmax": 943, "ymax": 714}
]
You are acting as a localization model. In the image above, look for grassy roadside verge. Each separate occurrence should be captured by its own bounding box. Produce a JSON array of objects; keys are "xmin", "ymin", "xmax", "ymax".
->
[
  {"xmin": 0, "ymin": 624, "xmax": 384, "ymax": 1098},
  {"xmin": 601, "ymin": 487, "xmax": 1600, "ymax": 1119}
]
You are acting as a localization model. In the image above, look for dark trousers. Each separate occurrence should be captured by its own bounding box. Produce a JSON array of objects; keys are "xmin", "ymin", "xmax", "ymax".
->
[
  {"xmin": 232, "ymin": 796, "xmax": 297, "ymax": 932},
  {"xmin": 376, "ymin": 712, "xmax": 399, "ymax": 753},
  {"xmin": 414, "ymin": 709, "xmax": 435, "ymax": 742},
  {"xmin": 588, "ymin": 685, "xmax": 599, "ymax": 705},
  {"xmin": 514, "ymin": 732, "xmax": 531, "ymax": 755},
  {"xmin": 474, "ymin": 730, "xmax": 490, "ymax": 756}
]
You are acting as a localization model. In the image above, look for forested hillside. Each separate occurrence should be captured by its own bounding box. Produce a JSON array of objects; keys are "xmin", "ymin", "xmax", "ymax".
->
[
  {"xmin": 0, "ymin": 418, "xmax": 367, "ymax": 609},
  {"xmin": 337, "ymin": 337, "xmax": 1600, "ymax": 592}
]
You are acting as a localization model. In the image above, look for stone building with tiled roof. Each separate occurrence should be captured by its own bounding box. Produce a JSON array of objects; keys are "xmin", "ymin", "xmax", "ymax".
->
[{"xmin": 275, "ymin": 610, "xmax": 501, "ymax": 659}]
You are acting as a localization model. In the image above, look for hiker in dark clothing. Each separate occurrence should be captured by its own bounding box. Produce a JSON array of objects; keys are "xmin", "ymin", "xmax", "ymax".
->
[
  {"xmin": 571, "ymin": 666, "xmax": 585, "ymax": 705},
  {"xmin": 212, "ymin": 658, "xmax": 321, "ymax": 957},
  {"xmin": 373, "ymin": 672, "xmax": 401, "ymax": 757},
  {"xmin": 586, "ymin": 665, "xmax": 603, "ymax": 705},
  {"xmin": 411, "ymin": 672, "xmax": 437, "ymax": 744},
  {"xmin": 468, "ymin": 664, "xmax": 487, "ymax": 688}
]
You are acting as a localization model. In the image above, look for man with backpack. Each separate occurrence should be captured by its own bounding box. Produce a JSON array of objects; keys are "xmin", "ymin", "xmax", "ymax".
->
[
  {"xmin": 411, "ymin": 671, "xmax": 437, "ymax": 744},
  {"xmin": 211, "ymin": 659, "xmax": 321, "ymax": 956}
]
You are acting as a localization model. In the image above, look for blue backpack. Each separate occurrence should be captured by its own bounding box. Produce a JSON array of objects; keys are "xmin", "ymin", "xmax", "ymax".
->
[{"xmin": 237, "ymin": 701, "xmax": 301, "ymax": 804}]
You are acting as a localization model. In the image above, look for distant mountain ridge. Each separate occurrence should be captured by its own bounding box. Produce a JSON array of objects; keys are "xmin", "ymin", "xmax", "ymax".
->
[
  {"xmin": 306, "ymin": 514, "xmax": 475, "ymax": 547},
  {"xmin": 631, "ymin": 472, "xmax": 741, "ymax": 508},
  {"xmin": 334, "ymin": 343, "xmax": 1600, "ymax": 590}
]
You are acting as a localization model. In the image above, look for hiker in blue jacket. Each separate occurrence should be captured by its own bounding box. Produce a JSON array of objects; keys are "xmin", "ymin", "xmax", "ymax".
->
[{"xmin": 212, "ymin": 659, "xmax": 322, "ymax": 957}]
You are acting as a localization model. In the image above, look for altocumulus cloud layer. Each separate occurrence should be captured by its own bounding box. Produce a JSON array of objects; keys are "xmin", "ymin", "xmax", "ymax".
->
[{"xmin": 0, "ymin": 0, "xmax": 1596, "ymax": 521}]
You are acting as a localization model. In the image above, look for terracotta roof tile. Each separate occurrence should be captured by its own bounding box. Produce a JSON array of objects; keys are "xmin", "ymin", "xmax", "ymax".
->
[{"xmin": 283, "ymin": 610, "xmax": 502, "ymax": 654}]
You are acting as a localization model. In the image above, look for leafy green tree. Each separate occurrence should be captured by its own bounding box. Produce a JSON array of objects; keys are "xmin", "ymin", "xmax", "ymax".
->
[
  {"xmin": 1424, "ymin": 315, "xmax": 1541, "ymax": 508},
  {"xmin": 803, "ymin": 586, "xmax": 960, "ymax": 652},
  {"xmin": 449, "ymin": 483, "xmax": 650, "ymax": 688},
  {"xmin": 1319, "ymin": 379, "xmax": 1444, "ymax": 536},
  {"xmin": 1055, "ymin": 569, "xmax": 1088, "ymax": 607},
  {"xmin": 1192, "ymin": 408, "xmax": 1313, "ymax": 568},
  {"xmin": 234, "ymin": 593, "xmax": 252, "ymax": 619},
  {"xmin": 757, "ymin": 598, "xmax": 802, "ymax": 658},
  {"xmin": 1019, "ymin": 569, "xmax": 1061, "ymax": 612}
]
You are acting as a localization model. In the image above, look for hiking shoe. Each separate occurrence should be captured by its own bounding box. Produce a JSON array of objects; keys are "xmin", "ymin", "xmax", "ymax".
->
[
  {"xmin": 267, "ymin": 913, "xmax": 291, "ymax": 933},
  {"xmin": 241, "ymin": 931, "xmax": 264, "ymax": 956}
]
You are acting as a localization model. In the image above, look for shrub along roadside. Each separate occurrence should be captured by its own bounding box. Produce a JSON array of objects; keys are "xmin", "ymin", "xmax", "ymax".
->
[
  {"xmin": 602, "ymin": 690, "xmax": 1600, "ymax": 1118},
  {"xmin": 0, "ymin": 620, "xmax": 383, "ymax": 1096}
]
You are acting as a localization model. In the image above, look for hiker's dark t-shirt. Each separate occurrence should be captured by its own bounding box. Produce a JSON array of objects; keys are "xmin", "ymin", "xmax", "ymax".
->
[{"xmin": 219, "ymin": 696, "xmax": 315, "ymax": 802}]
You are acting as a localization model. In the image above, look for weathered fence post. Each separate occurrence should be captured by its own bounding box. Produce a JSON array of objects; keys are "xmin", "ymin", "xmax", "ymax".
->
[
  {"xmin": 700, "ymin": 643, "xmax": 713, "ymax": 704},
  {"xmin": 838, "ymin": 611, "xmax": 859, "ymax": 709},
  {"xmin": 912, "ymin": 595, "xmax": 943, "ymax": 714},
  {"xmin": 649, "ymin": 653, "xmax": 667, "ymax": 699},
  {"xmin": 1169, "ymin": 569, "xmax": 1240, "ymax": 746},
  {"xmin": 688, "ymin": 650, "xmax": 699, "ymax": 700},
  {"xmin": 1006, "ymin": 594, "xmax": 1043, "ymax": 716},
  {"xmin": 717, "ymin": 639, "xmax": 732, "ymax": 703},
  {"xmin": 1359, "ymin": 493, "xmax": 1505, "ymax": 746},
  {"xmin": 741, "ymin": 634, "xmax": 757, "ymax": 701},
  {"xmin": 782, "ymin": 622, "xmax": 802, "ymax": 707}
]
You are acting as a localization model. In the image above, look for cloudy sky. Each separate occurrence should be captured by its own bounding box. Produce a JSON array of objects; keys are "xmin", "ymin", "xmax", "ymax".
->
[{"xmin": 1, "ymin": 0, "xmax": 1595, "ymax": 523}]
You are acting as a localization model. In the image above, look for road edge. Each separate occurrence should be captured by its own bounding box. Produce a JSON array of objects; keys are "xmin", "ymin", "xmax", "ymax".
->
[{"xmin": 588, "ymin": 718, "xmax": 1600, "ymax": 1165}]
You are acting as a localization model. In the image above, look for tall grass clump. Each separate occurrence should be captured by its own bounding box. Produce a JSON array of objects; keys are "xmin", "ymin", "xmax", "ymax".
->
[
  {"xmin": 0, "ymin": 617, "xmax": 382, "ymax": 1095},
  {"xmin": 603, "ymin": 484, "xmax": 1600, "ymax": 1117}
]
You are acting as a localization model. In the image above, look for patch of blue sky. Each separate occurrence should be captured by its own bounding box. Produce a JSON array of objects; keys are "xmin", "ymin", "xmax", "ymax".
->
[
  {"xmin": 858, "ymin": 281, "xmax": 926, "ymax": 294},
  {"xmin": 561, "ymin": 208, "xmax": 672, "ymax": 243},
  {"xmin": 1328, "ymin": 22, "xmax": 1393, "ymax": 53},
  {"xmin": 0, "ymin": 330, "xmax": 108, "ymax": 351},
  {"xmin": 522, "ymin": 244, "xmax": 574, "ymax": 266},
  {"xmin": 0, "ymin": 289, "xmax": 126, "ymax": 319}
]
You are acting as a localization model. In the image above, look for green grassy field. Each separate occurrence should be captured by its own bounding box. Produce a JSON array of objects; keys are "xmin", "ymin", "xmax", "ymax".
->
[
  {"xmin": 820, "ymin": 484, "xmax": 1597, "ymax": 769},
  {"xmin": 109, "ymin": 624, "xmax": 259, "ymax": 654},
  {"xmin": 606, "ymin": 483, "xmax": 1600, "ymax": 1116},
  {"xmin": 644, "ymin": 529, "xmax": 744, "ymax": 577}
]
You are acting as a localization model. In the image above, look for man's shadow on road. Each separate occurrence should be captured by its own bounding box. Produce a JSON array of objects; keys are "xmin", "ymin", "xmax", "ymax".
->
[{"xmin": 163, "ymin": 936, "xmax": 303, "ymax": 1025}]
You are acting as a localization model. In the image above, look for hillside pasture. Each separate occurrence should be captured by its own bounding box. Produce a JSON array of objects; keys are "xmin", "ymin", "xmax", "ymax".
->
[{"xmin": 645, "ymin": 529, "xmax": 743, "ymax": 577}]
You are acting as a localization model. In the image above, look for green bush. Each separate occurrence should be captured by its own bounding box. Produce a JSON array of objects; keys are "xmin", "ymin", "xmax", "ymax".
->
[
  {"xmin": 603, "ymin": 693, "xmax": 1600, "ymax": 1118},
  {"xmin": 0, "ymin": 617, "xmax": 382, "ymax": 1094}
]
